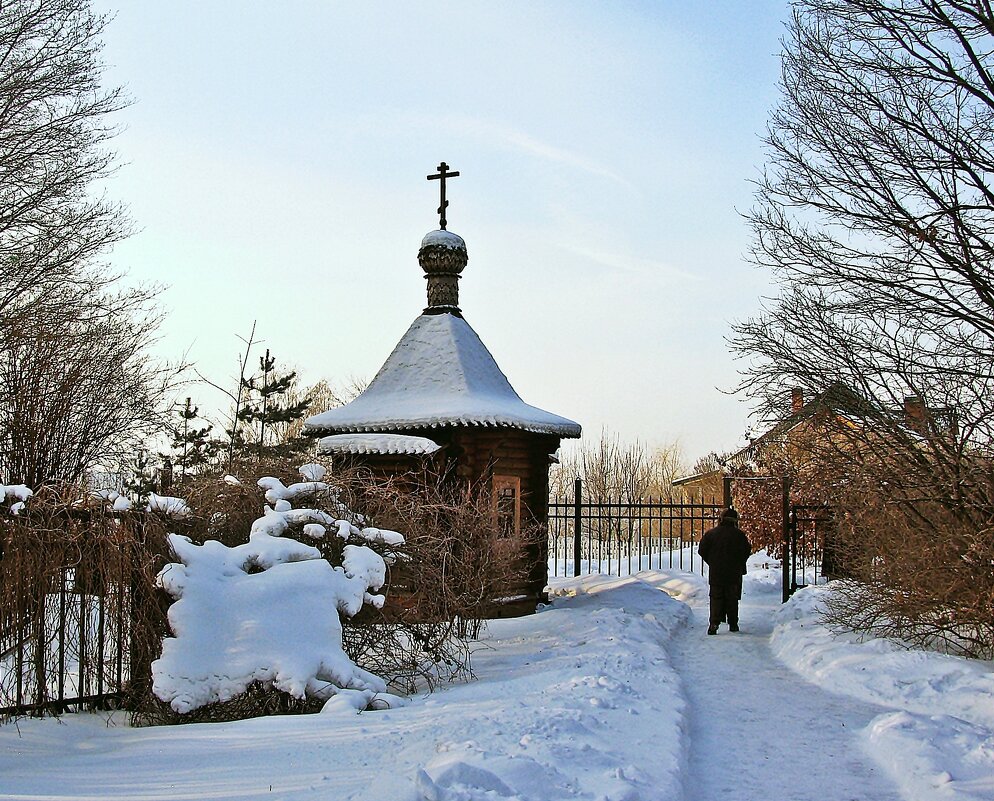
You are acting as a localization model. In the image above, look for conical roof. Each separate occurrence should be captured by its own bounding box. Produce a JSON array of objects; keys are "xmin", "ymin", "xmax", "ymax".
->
[{"xmin": 303, "ymin": 312, "xmax": 581, "ymax": 438}]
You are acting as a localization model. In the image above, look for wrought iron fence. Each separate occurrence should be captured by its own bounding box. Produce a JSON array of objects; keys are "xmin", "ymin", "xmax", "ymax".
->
[
  {"xmin": 548, "ymin": 479, "xmax": 724, "ymax": 578},
  {"xmin": 0, "ymin": 509, "xmax": 166, "ymax": 721},
  {"xmin": 787, "ymin": 504, "xmax": 833, "ymax": 596}
]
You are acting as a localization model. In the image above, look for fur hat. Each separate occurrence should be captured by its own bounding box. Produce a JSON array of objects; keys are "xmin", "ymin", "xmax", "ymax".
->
[{"xmin": 720, "ymin": 507, "xmax": 739, "ymax": 522}]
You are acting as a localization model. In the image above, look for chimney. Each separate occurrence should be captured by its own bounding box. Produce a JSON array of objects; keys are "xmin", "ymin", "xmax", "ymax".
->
[
  {"xmin": 904, "ymin": 395, "xmax": 927, "ymax": 434},
  {"xmin": 791, "ymin": 387, "xmax": 804, "ymax": 414}
]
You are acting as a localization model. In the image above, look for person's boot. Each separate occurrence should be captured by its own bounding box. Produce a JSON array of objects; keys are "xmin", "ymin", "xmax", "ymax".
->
[
  {"xmin": 707, "ymin": 625, "xmax": 718, "ymax": 635},
  {"xmin": 729, "ymin": 623, "xmax": 740, "ymax": 632}
]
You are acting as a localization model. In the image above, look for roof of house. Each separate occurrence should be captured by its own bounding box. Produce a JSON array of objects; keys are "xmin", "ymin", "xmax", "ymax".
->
[
  {"xmin": 740, "ymin": 382, "xmax": 872, "ymax": 456},
  {"xmin": 303, "ymin": 312, "xmax": 582, "ymax": 438},
  {"xmin": 674, "ymin": 383, "xmax": 875, "ymax": 485}
]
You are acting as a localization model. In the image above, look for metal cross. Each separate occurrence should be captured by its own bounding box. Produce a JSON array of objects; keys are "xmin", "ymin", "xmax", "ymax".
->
[{"xmin": 427, "ymin": 161, "xmax": 460, "ymax": 230}]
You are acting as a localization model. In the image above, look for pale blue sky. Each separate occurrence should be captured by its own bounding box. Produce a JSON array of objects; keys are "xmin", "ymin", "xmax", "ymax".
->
[{"xmin": 93, "ymin": 1, "xmax": 790, "ymax": 460}]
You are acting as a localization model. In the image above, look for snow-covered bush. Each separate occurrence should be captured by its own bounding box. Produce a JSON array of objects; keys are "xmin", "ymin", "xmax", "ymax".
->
[
  {"xmin": 146, "ymin": 493, "xmax": 191, "ymax": 519},
  {"xmin": 151, "ymin": 462, "xmax": 405, "ymax": 717},
  {"xmin": 148, "ymin": 455, "xmax": 532, "ymax": 722}
]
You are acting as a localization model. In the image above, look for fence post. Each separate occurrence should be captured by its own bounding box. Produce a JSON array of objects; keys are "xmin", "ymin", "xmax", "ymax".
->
[
  {"xmin": 572, "ymin": 477, "xmax": 582, "ymax": 578},
  {"xmin": 722, "ymin": 475, "xmax": 733, "ymax": 509},
  {"xmin": 782, "ymin": 476, "xmax": 792, "ymax": 604}
]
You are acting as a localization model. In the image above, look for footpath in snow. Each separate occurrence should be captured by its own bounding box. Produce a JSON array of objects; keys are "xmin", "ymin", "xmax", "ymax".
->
[
  {"xmin": 1, "ymin": 554, "xmax": 993, "ymax": 800},
  {"xmin": 671, "ymin": 569, "xmax": 902, "ymax": 801}
]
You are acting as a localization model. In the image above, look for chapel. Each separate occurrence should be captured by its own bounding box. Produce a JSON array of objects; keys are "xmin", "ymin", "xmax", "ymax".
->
[{"xmin": 302, "ymin": 163, "xmax": 581, "ymax": 614}]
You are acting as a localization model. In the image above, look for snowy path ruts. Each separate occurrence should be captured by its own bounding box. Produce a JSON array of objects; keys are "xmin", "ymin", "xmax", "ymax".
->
[{"xmin": 670, "ymin": 591, "xmax": 904, "ymax": 801}]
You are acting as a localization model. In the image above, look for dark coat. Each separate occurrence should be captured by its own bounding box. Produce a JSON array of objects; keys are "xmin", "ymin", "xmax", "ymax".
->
[{"xmin": 698, "ymin": 521, "xmax": 751, "ymax": 586}]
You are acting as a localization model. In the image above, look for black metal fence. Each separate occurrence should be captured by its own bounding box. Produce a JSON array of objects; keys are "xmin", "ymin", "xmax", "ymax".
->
[
  {"xmin": 0, "ymin": 509, "xmax": 165, "ymax": 721},
  {"xmin": 549, "ymin": 478, "xmax": 835, "ymax": 602},
  {"xmin": 548, "ymin": 479, "xmax": 724, "ymax": 578},
  {"xmin": 787, "ymin": 504, "xmax": 833, "ymax": 596}
]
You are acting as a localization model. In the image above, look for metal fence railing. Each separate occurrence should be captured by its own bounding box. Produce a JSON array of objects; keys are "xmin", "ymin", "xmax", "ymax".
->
[
  {"xmin": 1, "ymin": 509, "xmax": 166, "ymax": 721},
  {"xmin": 548, "ymin": 479, "xmax": 724, "ymax": 578}
]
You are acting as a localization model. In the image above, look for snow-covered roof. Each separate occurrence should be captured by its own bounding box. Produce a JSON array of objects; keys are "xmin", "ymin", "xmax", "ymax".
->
[
  {"xmin": 304, "ymin": 313, "xmax": 581, "ymax": 438},
  {"xmin": 317, "ymin": 433, "xmax": 442, "ymax": 456}
]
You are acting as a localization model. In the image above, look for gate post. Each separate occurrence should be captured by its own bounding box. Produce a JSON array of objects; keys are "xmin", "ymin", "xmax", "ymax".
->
[
  {"xmin": 781, "ymin": 476, "xmax": 792, "ymax": 604},
  {"xmin": 722, "ymin": 475, "xmax": 733, "ymax": 509},
  {"xmin": 572, "ymin": 477, "xmax": 582, "ymax": 577}
]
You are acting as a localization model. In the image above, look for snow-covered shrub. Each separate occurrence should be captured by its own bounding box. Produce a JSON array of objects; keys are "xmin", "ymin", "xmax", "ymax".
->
[
  {"xmin": 2, "ymin": 484, "xmax": 32, "ymax": 504},
  {"xmin": 151, "ymin": 462, "xmax": 405, "ymax": 718},
  {"xmin": 2, "ymin": 483, "xmax": 32, "ymax": 516},
  {"xmin": 152, "ymin": 534, "xmax": 391, "ymax": 714},
  {"xmin": 146, "ymin": 493, "xmax": 190, "ymax": 519},
  {"xmin": 161, "ymin": 456, "xmax": 527, "ymax": 711}
]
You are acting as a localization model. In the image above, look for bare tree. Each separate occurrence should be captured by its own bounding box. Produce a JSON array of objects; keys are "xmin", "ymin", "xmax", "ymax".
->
[
  {"xmin": 0, "ymin": 1, "xmax": 177, "ymax": 486},
  {"xmin": 0, "ymin": 0, "xmax": 129, "ymax": 340},
  {"xmin": 735, "ymin": 0, "xmax": 994, "ymax": 441},
  {"xmin": 734, "ymin": 0, "xmax": 994, "ymax": 654},
  {"xmin": 0, "ymin": 297, "xmax": 173, "ymax": 487},
  {"xmin": 550, "ymin": 430, "xmax": 686, "ymax": 500}
]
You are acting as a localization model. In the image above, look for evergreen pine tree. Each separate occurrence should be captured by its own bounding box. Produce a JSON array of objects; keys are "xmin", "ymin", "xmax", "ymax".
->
[
  {"xmin": 125, "ymin": 450, "xmax": 156, "ymax": 506},
  {"xmin": 168, "ymin": 398, "xmax": 219, "ymax": 481},
  {"xmin": 236, "ymin": 349, "xmax": 311, "ymax": 450}
]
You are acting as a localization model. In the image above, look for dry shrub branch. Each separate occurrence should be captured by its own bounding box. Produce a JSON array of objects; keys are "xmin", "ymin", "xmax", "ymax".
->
[{"xmin": 819, "ymin": 446, "xmax": 994, "ymax": 660}]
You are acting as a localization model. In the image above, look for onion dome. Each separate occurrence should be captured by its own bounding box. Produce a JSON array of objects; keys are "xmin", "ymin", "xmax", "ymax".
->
[{"xmin": 419, "ymin": 229, "xmax": 468, "ymax": 315}]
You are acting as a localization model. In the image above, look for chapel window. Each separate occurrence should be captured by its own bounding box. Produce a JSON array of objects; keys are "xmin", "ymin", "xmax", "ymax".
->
[{"xmin": 493, "ymin": 475, "xmax": 521, "ymax": 538}]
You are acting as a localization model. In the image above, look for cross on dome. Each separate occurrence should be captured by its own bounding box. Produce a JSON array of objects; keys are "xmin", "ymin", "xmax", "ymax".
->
[{"xmin": 427, "ymin": 161, "xmax": 460, "ymax": 230}]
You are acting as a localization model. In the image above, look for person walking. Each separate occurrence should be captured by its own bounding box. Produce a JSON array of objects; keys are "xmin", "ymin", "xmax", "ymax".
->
[{"xmin": 698, "ymin": 507, "xmax": 751, "ymax": 635}]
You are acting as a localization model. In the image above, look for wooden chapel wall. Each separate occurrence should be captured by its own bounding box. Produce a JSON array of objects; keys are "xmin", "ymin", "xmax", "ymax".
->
[
  {"xmin": 322, "ymin": 427, "xmax": 560, "ymax": 616},
  {"xmin": 449, "ymin": 428, "xmax": 558, "ymax": 614}
]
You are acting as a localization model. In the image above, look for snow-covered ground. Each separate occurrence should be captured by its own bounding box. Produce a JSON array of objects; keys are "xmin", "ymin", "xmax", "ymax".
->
[{"xmin": 2, "ymin": 553, "xmax": 992, "ymax": 801}]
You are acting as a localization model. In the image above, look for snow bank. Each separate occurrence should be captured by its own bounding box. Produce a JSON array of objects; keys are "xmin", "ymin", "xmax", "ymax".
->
[
  {"xmin": 0, "ymin": 570, "xmax": 694, "ymax": 800},
  {"xmin": 772, "ymin": 583, "xmax": 994, "ymax": 800},
  {"xmin": 742, "ymin": 549, "xmax": 784, "ymax": 594},
  {"xmin": 865, "ymin": 712, "xmax": 994, "ymax": 801},
  {"xmin": 417, "ymin": 571, "xmax": 692, "ymax": 801},
  {"xmin": 417, "ymin": 742, "xmax": 577, "ymax": 801},
  {"xmin": 771, "ymin": 584, "xmax": 994, "ymax": 729}
]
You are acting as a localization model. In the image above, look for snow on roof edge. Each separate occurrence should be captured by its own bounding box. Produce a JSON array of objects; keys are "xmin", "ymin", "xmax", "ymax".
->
[
  {"xmin": 306, "ymin": 416, "xmax": 581, "ymax": 439},
  {"xmin": 317, "ymin": 433, "xmax": 443, "ymax": 456}
]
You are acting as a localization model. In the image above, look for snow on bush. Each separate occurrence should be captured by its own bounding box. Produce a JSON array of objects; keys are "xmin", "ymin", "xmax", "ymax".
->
[
  {"xmin": 2, "ymin": 483, "xmax": 32, "ymax": 515},
  {"xmin": 147, "ymin": 492, "xmax": 191, "ymax": 519},
  {"xmin": 88, "ymin": 488, "xmax": 134, "ymax": 512},
  {"xmin": 2, "ymin": 483, "xmax": 32, "ymax": 503},
  {"xmin": 151, "ymin": 467, "xmax": 405, "ymax": 714}
]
